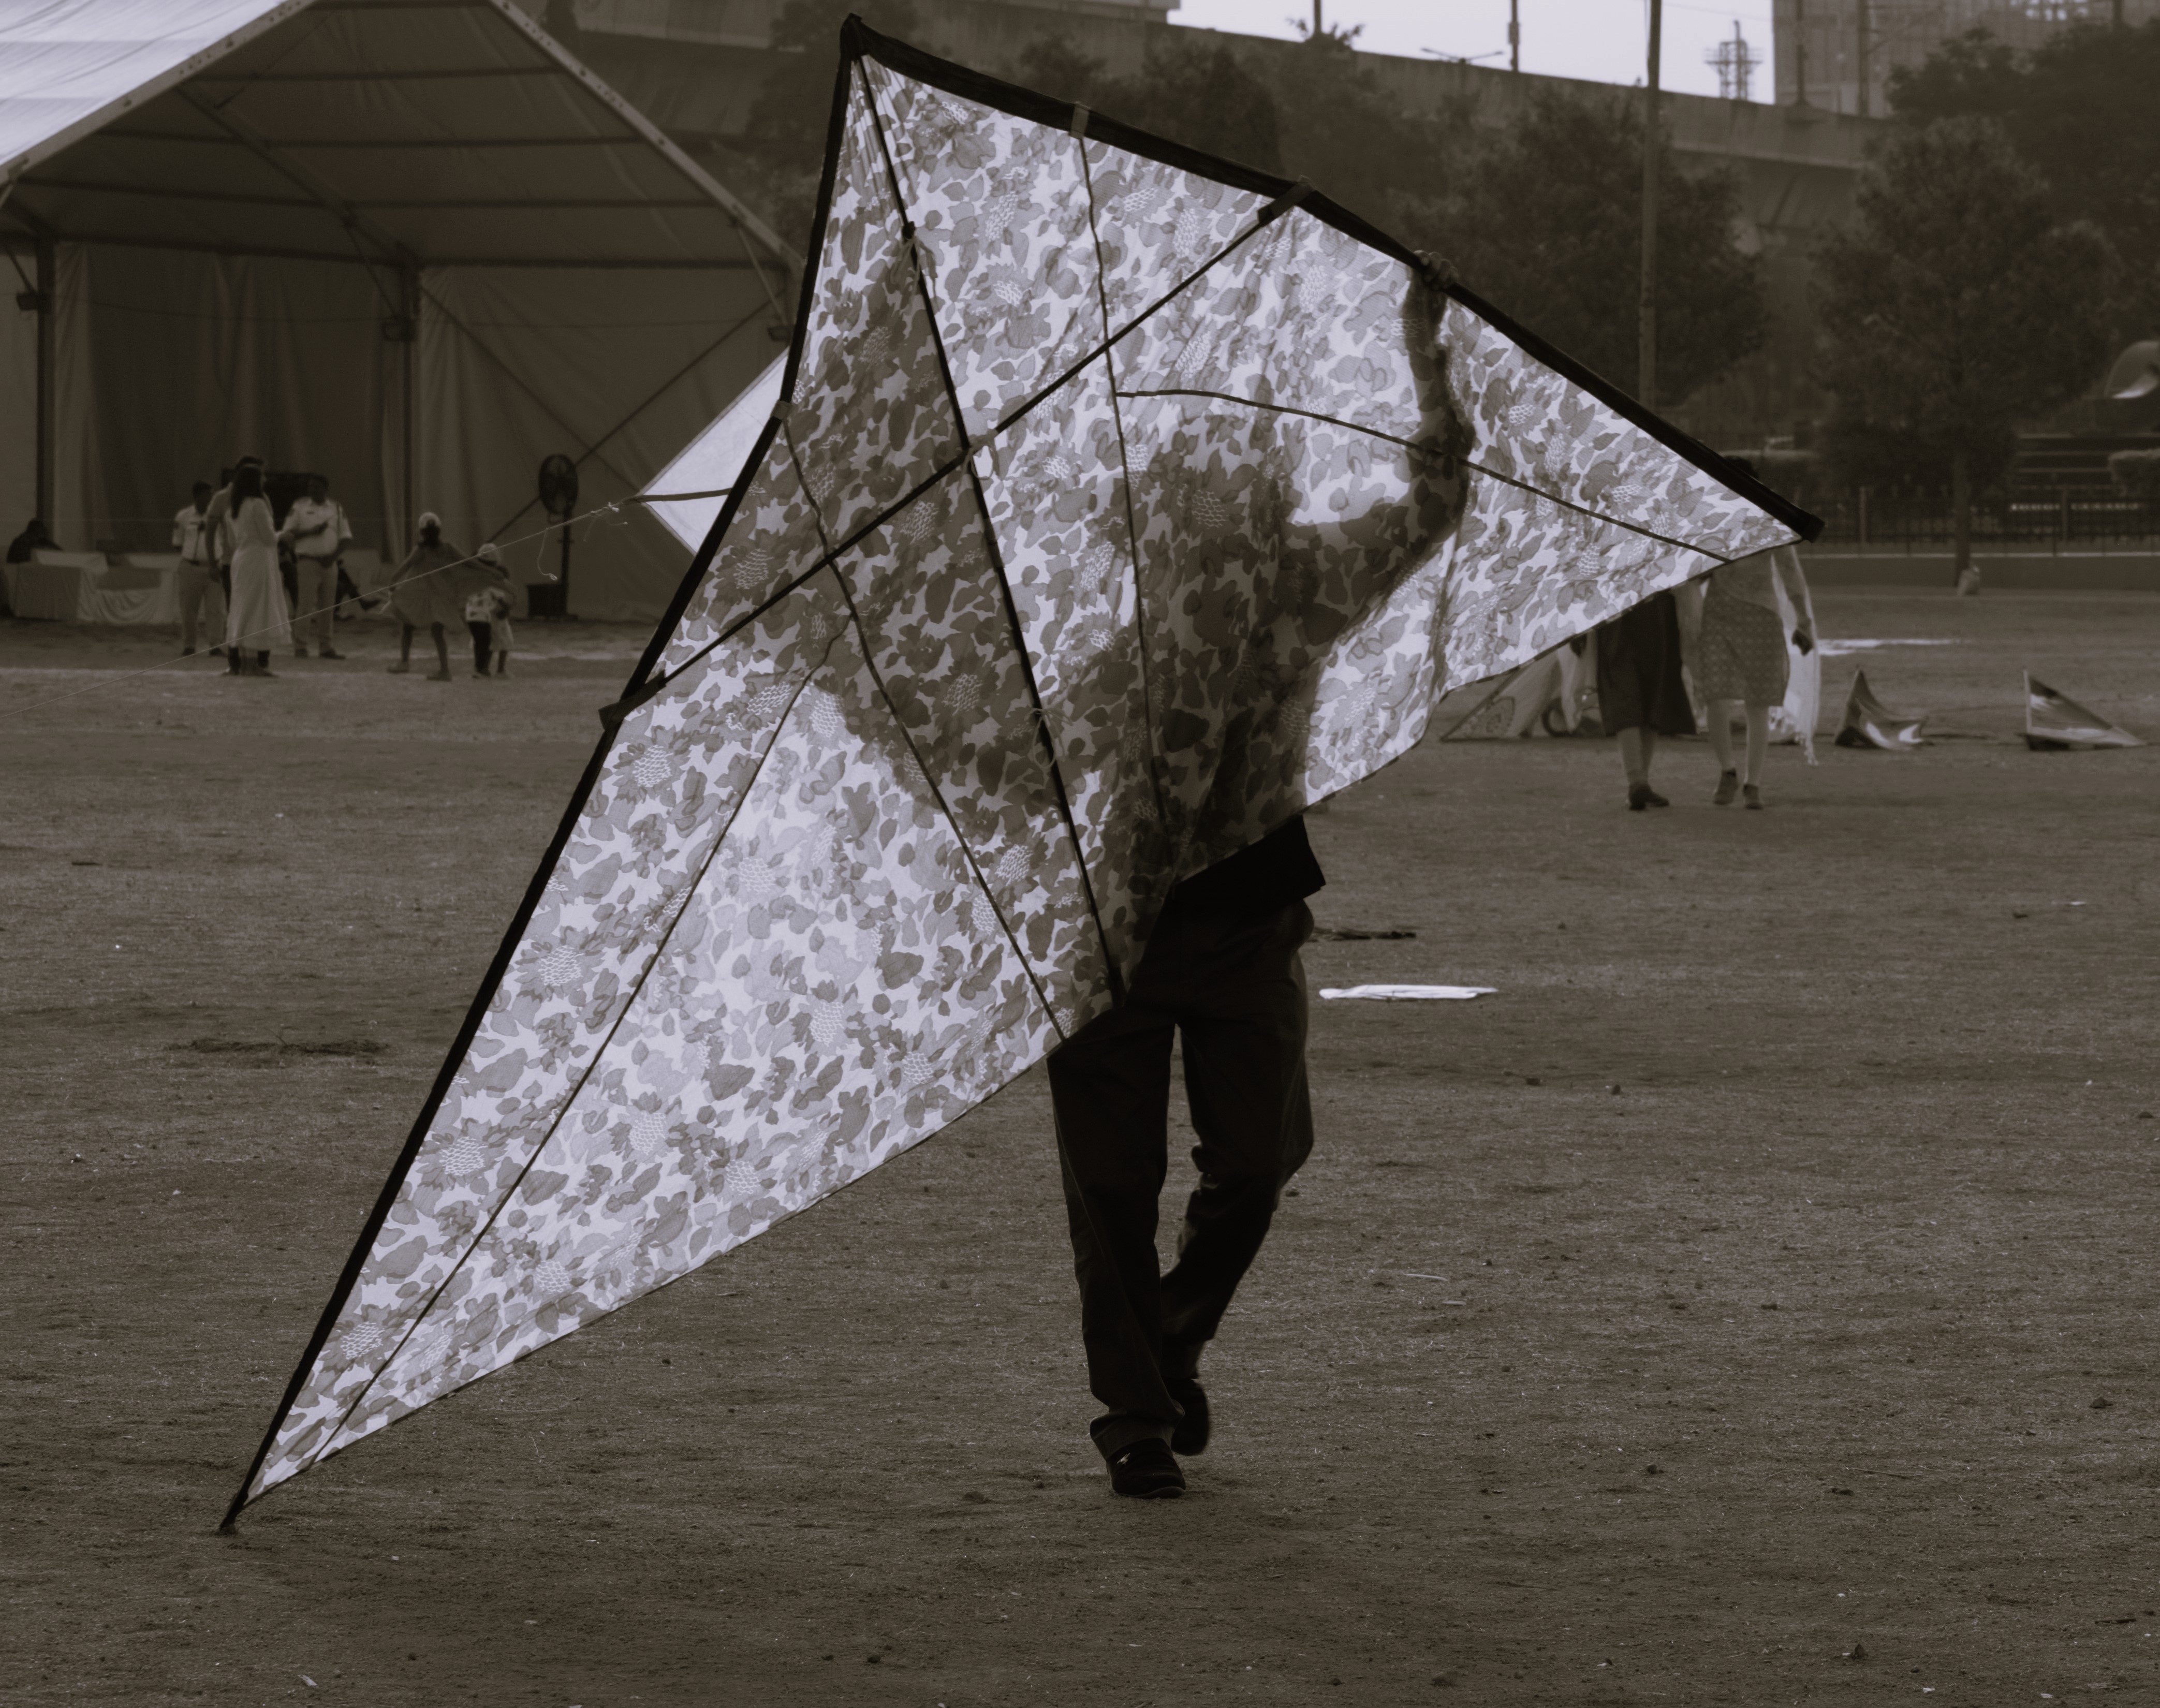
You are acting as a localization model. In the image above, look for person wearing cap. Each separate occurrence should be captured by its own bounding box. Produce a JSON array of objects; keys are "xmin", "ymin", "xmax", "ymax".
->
[
  {"xmin": 278, "ymin": 474, "xmax": 353, "ymax": 660},
  {"xmin": 463, "ymin": 542, "xmax": 518, "ymax": 679},
  {"xmin": 388, "ymin": 512, "xmax": 464, "ymax": 681}
]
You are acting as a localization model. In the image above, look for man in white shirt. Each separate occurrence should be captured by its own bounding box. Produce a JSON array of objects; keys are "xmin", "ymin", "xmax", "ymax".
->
[
  {"xmin": 172, "ymin": 481, "xmax": 225, "ymax": 657},
  {"xmin": 279, "ymin": 474, "xmax": 352, "ymax": 659}
]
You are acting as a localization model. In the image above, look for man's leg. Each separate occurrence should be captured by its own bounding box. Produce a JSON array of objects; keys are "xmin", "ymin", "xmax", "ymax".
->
[
  {"xmin": 177, "ymin": 567, "xmax": 204, "ymax": 653},
  {"xmin": 1159, "ymin": 902, "xmax": 1315, "ymax": 1375},
  {"xmin": 1048, "ymin": 996, "xmax": 1181, "ymax": 1460},
  {"xmin": 303, "ymin": 561, "xmax": 338, "ymax": 655}
]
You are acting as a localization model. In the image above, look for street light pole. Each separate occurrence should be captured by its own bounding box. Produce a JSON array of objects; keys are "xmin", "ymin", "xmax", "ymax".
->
[
  {"xmin": 1510, "ymin": 0, "xmax": 1521, "ymax": 72},
  {"xmin": 1640, "ymin": 0, "xmax": 1661, "ymax": 408}
]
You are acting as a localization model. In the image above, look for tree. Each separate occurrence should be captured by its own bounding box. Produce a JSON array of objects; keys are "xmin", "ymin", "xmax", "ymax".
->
[
  {"xmin": 1814, "ymin": 117, "xmax": 2115, "ymax": 586},
  {"xmin": 1400, "ymin": 88, "xmax": 1765, "ymax": 408},
  {"xmin": 1008, "ymin": 35, "xmax": 1284, "ymax": 175},
  {"xmin": 740, "ymin": 0, "xmax": 922, "ymax": 252},
  {"xmin": 1011, "ymin": 27, "xmax": 1466, "ymax": 232},
  {"xmin": 1890, "ymin": 21, "xmax": 2160, "ymax": 343}
]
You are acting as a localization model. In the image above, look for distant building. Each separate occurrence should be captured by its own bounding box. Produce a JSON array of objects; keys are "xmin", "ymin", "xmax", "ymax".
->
[{"xmin": 1772, "ymin": 0, "xmax": 2160, "ymax": 117}]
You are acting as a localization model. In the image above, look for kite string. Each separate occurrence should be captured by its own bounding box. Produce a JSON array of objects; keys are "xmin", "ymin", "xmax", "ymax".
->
[{"xmin": 0, "ymin": 500, "xmax": 632, "ymax": 722}]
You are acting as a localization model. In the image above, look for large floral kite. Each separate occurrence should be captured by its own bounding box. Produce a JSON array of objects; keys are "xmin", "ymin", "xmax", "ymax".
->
[{"xmin": 228, "ymin": 20, "xmax": 1817, "ymax": 1520}]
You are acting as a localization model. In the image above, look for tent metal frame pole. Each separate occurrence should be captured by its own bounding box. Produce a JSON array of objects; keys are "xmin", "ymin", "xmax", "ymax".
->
[
  {"xmin": 34, "ymin": 233, "xmax": 54, "ymax": 527},
  {"xmin": 401, "ymin": 262, "xmax": 419, "ymax": 555}
]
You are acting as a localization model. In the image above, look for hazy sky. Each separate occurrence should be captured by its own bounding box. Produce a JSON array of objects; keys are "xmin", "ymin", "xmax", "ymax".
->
[{"xmin": 1168, "ymin": 1, "xmax": 1779, "ymax": 104}]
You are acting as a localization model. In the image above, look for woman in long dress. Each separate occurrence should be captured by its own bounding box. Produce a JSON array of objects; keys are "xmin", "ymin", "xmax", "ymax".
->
[
  {"xmin": 223, "ymin": 463, "xmax": 291, "ymax": 677},
  {"xmin": 1594, "ymin": 588, "xmax": 1695, "ymax": 811}
]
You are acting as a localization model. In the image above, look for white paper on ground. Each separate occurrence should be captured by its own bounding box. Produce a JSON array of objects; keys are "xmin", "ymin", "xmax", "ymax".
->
[{"xmin": 1318, "ymin": 985, "xmax": 1497, "ymax": 1001}]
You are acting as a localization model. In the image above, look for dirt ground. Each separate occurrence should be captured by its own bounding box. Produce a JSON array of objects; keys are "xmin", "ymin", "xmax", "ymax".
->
[{"xmin": 3, "ymin": 590, "xmax": 2156, "ymax": 1706}]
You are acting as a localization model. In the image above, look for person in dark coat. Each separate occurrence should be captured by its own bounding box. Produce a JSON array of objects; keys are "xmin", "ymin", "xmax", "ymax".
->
[
  {"xmin": 1595, "ymin": 588, "xmax": 1696, "ymax": 811},
  {"xmin": 1048, "ymin": 817, "xmax": 1323, "ymax": 1498}
]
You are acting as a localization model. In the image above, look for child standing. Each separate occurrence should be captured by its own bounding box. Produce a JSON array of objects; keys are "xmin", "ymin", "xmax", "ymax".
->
[{"xmin": 464, "ymin": 543, "xmax": 515, "ymax": 679}]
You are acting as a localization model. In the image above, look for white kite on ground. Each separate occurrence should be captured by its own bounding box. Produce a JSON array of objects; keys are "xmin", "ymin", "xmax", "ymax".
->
[
  {"xmin": 1835, "ymin": 670, "xmax": 1927, "ymax": 750},
  {"xmin": 227, "ymin": 19, "xmax": 1816, "ymax": 1521},
  {"xmin": 1319, "ymin": 985, "xmax": 1496, "ymax": 1002},
  {"xmin": 2023, "ymin": 674, "xmax": 2144, "ymax": 750}
]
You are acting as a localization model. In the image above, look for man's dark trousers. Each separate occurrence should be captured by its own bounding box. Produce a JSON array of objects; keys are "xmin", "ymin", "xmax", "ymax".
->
[{"xmin": 1048, "ymin": 897, "xmax": 1316, "ymax": 1460}]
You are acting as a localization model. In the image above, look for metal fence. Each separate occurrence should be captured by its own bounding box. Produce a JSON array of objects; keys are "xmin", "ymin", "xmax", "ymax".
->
[
  {"xmin": 1807, "ymin": 489, "xmax": 2160, "ymax": 549},
  {"xmin": 1805, "ymin": 488, "xmax": 2160, "ymax": 548}
]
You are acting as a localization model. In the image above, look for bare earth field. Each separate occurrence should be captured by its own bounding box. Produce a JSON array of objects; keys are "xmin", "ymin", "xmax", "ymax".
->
[{"xmin": 3, "ymin": 590, "xmax": 2156, "ymax": 1707}]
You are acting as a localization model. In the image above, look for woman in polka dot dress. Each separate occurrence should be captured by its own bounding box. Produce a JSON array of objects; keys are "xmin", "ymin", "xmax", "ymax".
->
[{"xmin": 1695, "ymin": 540, "xmax": 1814, "ymax": 809}]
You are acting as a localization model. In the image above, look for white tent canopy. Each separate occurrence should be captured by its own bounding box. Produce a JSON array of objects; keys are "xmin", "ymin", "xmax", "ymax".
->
[{"xmin": 1, "ymin": 0, "xmax": 794, "ymax": 617}]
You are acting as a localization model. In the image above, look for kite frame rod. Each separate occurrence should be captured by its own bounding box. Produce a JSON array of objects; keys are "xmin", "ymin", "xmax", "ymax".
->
[
  {"xmin": 837, "ymin": 18, "xmax": 1819, "ymax": 544},
  {"xmin": 267, "ymin": 626, "xmax": 851, "ymax": 1507},
  {"xmin": 630, "ymin": 165, "xmax": 1315, "ymax": 710},
  {"xmin": 1118, "ymin": 387, "xmax": 1738, "ymax": 567},
  {"xmin": 852, "ymin": 57, "xmax": 1122, "ymax": 1009}
]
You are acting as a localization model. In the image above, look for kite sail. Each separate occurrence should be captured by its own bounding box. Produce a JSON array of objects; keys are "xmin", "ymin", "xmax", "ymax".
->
[
  {"xmin": 227, "ymin": 18, "xmax": 1816, "ymax": 1521},
  {"xmin": 2024, "ymin": 673, "xmax": 2143, "ymax": 750},
  {"xmin": 1835, "ymin": 669, "xmax": 1927, "ymax": 750}
]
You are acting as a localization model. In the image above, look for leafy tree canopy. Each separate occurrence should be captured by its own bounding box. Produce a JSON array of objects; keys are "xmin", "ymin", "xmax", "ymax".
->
[
  {"xmin": 1890, "ymin": 21, "xmax": 2160, "ymax": 341},
  {"xmin": 1400, "ymin": 88, "xmax": 1765, "ymax": 408},
  {"xmin": 1814, "ymin": 116, "xmax": 2115, "ymax": 566},
  {"xmin": 742, "ymin": 0, "xmax": 923, "ymax": 249},
  {"xmin": 740, "ymin": 12, "xmax": 1763, "ymax": 412}
]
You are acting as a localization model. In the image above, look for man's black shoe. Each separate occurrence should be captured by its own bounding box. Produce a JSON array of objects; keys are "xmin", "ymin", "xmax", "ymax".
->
[
  {"xmin": 1170, "ymin": 1379, "xmax": 1210, "ymax": 1456},
  {"xmin": 1108, "ymin": 1439, "xmax": 1185, "ymax": 1498}
]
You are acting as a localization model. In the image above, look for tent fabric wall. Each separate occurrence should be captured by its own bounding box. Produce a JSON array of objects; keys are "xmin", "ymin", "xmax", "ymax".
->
[
  {"xmin": 46, "ymin": 242, "xmax": 401, "ymax": 558},
  {"xmin": 417, "ymin": 264, "xmax": 779, "ymax": 617},
  {"xmin": 27, "ymin": 245, "xmax": 778, "ymax": 618}
]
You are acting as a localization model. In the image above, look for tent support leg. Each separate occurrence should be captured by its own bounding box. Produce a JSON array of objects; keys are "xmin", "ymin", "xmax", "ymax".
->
[{"xmin": 34, "ymin": 235, "xmax": 54, "ymax": 527}]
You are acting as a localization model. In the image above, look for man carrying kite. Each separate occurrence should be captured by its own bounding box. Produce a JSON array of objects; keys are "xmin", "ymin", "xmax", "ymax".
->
[{"xmin": 1051, "ymin": 819, "xmax": 1325, "ymax": 1498}]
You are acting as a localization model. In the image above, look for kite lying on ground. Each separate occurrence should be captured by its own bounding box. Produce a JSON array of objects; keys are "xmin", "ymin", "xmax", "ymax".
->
[
  {"xmin": 2023, "ymin": 673, "xmax": 2143, "ymax": 750},
  {"xmin": 227, "ymin": 18, "xmax": 1817, "ymax": 1521},
  {"xmin": 1835, "ymin": 670, "xmax": 1927, "ymax": 750}
]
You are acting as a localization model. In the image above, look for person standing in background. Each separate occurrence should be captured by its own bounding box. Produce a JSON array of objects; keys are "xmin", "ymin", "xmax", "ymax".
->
[
  {"xmin": 388, "ymin": 511, "xmax": 462, "ymax": 681},
  {"xmin": 172, "ymin": 482, "xmax": 226, "ymax": 658},
  {"xmin": 1595, "ymin": 588, "xmax": 1696, "ymax": 811},
  {"xmin": 223, "ymin": 463, "xmax": 291, "ymax": 676},
  {"xmin": 280, "ymin": 474, "xmax": 351, "ymax": 660},
  {"xmin": 463, "ymin": 542, "xmax": 517, "ymax": 678}
]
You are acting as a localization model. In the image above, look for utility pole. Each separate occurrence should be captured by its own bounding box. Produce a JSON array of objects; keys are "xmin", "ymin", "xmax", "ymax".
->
[
  {"xmin": 1509, "ymin": 0, "xmax": 1521, "ymax": 72},
  {"xmin": 2113, "ymin": 0, "xmax": 2125, "ymax": 29},
  {"xmin": 1640, "ymin": 0, "xmax": 1661, "ymax": 409},
  {"xmin": 1312, "ymin": 1, "xmax": 1323, "ymax": 40},
  {"xmin": 1792, "ymin": 0, "xmax": 1808, "ymax": 105},
  {"xmin": 1856, "ymin": 0, "xmax": 1872, "ymax": 116}
]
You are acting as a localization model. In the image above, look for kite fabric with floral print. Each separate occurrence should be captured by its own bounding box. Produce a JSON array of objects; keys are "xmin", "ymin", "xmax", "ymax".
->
[{"xmin": 228, "ymin": 19, "xmax": 1817, "ymax": 1520}]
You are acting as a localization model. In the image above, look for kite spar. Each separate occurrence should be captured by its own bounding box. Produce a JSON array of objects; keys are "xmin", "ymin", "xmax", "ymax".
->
[{"xmin": 226, "ymin": 18, "xmax": 1817, "ymax": 1524}]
